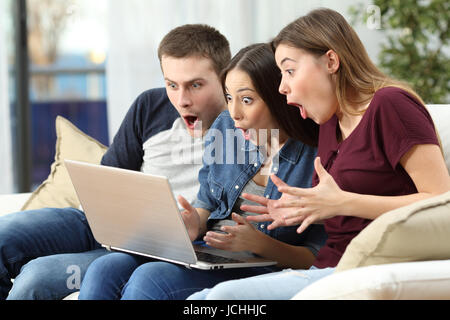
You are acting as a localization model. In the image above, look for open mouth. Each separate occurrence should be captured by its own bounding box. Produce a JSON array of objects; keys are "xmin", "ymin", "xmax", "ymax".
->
[
  {"xmin": 288, "ymin": 102, "xmax": 307, "ymax": 120},
  {"xmin": 183, "ymin": 115, "xmax": 199, "ymax": 130},
  {"xmin": 236, "ymin": 127, "xmax": 251, "ymax": 140}
]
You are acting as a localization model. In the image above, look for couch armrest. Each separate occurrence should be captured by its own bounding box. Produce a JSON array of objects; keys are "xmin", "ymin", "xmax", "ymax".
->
[
  {"xmin": 0, "ymin": 193, "xmax": 32, "ymax": 217},
  {"xmin": 292, "ymin": 259, "xmax": 450, "ymax": 300}
]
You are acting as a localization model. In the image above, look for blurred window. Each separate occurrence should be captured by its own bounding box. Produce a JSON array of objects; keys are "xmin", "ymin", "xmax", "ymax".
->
[{"xmin": 26, "ymin": 0, "xmax": 109, "ymax": 189}]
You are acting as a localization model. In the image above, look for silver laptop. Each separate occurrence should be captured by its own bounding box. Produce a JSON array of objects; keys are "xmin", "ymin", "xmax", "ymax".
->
[{"xmin": 64, "ymin": 159, "xmax": 277, "ymax": 270}]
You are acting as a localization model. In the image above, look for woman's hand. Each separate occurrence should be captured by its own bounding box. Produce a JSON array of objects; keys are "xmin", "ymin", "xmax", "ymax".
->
[
  {"xmin": 240, "ymin": 178, "xmax": 303, "ymax": 230},
  {"xmin": 244, "ymin": 157, "xmax": 347, "ymax": 233},
  {"xmin": 177, "ymin": 195, "xmax": 201, "ymax": 241},
  {"xmin": 203, "ymin": 213, "xmax": 263, "ymax": 252},
  {"xmin": 274, "ymin": 157, "xmax": 347, "ymax": 233}
]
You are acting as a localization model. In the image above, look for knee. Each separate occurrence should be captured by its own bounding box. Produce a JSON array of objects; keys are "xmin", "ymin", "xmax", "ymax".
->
[
  {"xmin": 129, "ymin": 261, "xmax": 182, "ymax": 282},
  {"xmin": 79, "ymin": 252, "xmax": 142, "ymax": 300},
  {"xmin": 122, "ymin": 262, "xmax": 181, "ymax": 300},
  {"xmin": 187, "ymin": 288, "xmax": 211, "ymax": 300},
  {"xmin": 203, "ymin": 281, "xmax": 240, "ymax": 300},
  {"xmin": 83, "ymin": 252, "xmax": 135, "ymax": 283},
  {"xmin": 0, "ymin": 211, "xmax": 28, "ymax": 242},
  {"xmin": 7, "ymin": 256, "xmax": 63, "ymax": 300}
]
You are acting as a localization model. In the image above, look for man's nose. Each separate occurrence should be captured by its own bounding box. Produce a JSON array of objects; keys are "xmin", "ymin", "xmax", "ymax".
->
[{"xmin": 178, "ymin": 88, "xmax": 193, "ymax": 108}]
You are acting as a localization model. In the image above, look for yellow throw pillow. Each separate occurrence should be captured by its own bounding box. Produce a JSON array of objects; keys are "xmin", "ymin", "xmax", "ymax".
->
[
  {"xmin": 21, "ymin": 116, "xmax": 108, "ymax": 210},
  {"xmin": 335, "ymin": 191, "xmax": 450, "ymax": 272}
]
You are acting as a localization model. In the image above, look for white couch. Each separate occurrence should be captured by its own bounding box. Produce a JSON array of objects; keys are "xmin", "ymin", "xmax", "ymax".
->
[{"xmin": 0, "ymin": 105, "xmax": 449, "ymax": 300}]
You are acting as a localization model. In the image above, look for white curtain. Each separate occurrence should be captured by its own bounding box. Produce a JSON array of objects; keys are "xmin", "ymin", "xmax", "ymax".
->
[
  {"xmin": 0, "ymin": 2, "xmax": 14, "ymax": 194},
  {"xmin": 106, "ymin": 0, "xmax": 383, "ymax": 139}
]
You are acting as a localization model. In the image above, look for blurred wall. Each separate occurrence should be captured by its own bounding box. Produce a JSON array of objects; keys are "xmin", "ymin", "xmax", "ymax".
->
[
  {"xmin": 106, "ymin": 0, "xmax": 384, "ymax": 139},
  {"xmin": 0, "ymin": 1, "xmax": 14, "ymax": 194}
]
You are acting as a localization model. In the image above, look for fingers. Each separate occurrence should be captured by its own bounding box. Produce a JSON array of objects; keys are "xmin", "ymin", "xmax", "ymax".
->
[
  {"xmin": 273, "ymin": 199, "xmax": 304, "ymax": 210},
  {"xmin": 267, "ymin": 219, "xmax": 287, "ymax": 230},
  {"xmin": 177, "ymin": 195, "xmax": 194, "ymax": 213},
  {"xmin": 245, "ymin": 213, "xmax": 273, "ymax": 223},
  {"xmin": 231, "ymin": 212, "xmax": 248, "ymax": 225},
  {"xmin": 266, "ymin": 214, "xmax": 306, "ymax": 230},
  {"xmin": 270, "ymin": 174, "xmax": 289, "ymax": 188},
  {"xmin": 204, "ymin": 231, "xmax": 233, "ymax": 250},
  {"xmin": 240, "ymin": 204, "xmax": 269, "ymax": 215},
  {"xmin": 241, "ymin": 193, "xmax": 268, "ymax": 206},
  {"xmin": 297, "ymin": 215, "xmax": 316, "ymax": 234},
  {"xmin": 314, "ymin": 157, "xmax": 328, "ymax": 180},
  {"xmin": 277, "ymin": 185, "xmax": 309, "ymax": 197}
]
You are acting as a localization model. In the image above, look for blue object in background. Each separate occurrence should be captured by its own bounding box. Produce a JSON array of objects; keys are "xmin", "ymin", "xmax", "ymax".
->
[{"xmin": 30, "ymin": 101, "xmax": 109, "ymax": 189}]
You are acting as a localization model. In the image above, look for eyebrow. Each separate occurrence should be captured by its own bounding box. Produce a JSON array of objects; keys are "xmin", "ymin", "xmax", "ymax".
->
[
  {"xmin": 280, "ymin": 57, "xmax": 297, "ymax": 65},
  {"xmin": 164, "ymin": 77, "xmax": 206, "ymax": 84},
  {"xmin": 224, "ymin": 86, "xmax": 256, "ymax": 94},
  {"xmin": 237, "ymin": 87, "xmax": 255, "ymax": 93}
]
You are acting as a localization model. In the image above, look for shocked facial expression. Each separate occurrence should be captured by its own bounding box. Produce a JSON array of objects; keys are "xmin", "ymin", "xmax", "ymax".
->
[
  {"xmin": 275, "ymin": 44, "xmax": 338, "ymax": 125},
  {"xmin": 224, "ymin": 68, "xmax": 278, "ymax": 146},
  {"xmin": 161, "ymin": 55, "xmax": 226, "ymax": 137}
]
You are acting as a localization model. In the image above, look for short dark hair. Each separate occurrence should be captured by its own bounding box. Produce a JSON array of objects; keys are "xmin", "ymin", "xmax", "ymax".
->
[
  {"xmin": 158, "ymin": 24, "xmax": 231, "ymax": 76},
  {"xmin": 220, "ymin": 43, "xmax": 319, "ymax": 146}
]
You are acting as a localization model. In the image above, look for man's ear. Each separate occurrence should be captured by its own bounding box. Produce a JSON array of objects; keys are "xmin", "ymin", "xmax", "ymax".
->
[{"xmin": 324, "ymin": 49, "xmax": 340, "ymax": 74}]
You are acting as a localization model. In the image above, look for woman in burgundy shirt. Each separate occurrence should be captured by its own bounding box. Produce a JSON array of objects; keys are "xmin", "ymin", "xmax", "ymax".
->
[{"xmin": 187, "ymin": 8, "xmax": 450, "ymax": 300}]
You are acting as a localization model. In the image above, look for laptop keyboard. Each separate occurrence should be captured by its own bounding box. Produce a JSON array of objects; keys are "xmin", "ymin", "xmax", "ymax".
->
[{"xmin": 195, "ymin": 251, "xmax": 242, "ymax": 264}]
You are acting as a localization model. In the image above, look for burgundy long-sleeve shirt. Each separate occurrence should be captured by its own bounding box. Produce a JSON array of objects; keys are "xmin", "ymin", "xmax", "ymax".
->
[{"xmin": 313, "ymin": 87, "xmax": 440, "ymax": 268}]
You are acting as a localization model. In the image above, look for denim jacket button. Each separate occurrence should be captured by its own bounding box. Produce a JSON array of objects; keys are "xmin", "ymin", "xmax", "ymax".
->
[
  {"xmin": 235, "ymin": 185, "xmax": 239, "ymax": 190},
  {"xmin": 254, "ymin": 163, "xmax": 258, "ymax": 167},
  {"xmin": 260, "ymin": 224, "xmax": 265, "ymax": 229},
  {"xmin": 273, "ymin": 167, "xmax": 278, "ymax": 172},
  {"xmin": 265, "ymin": 195, "xmax": 269, "ymax": 198}
]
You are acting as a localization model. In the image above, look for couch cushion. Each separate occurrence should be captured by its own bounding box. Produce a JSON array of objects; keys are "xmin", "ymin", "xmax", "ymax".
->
[
  {"xmin": 21, "ymin": 116, "xmax": 107, "ymax": 211},
  {"xmin": 335, "ymin": 191, "xmax": 450, "ymax": 272},
  {"xmin": 0, "ymin": 193, "xmax": 32, "ymax": 216},
  {"xmin": 293, "ymin": 259, "xmax": 450, "ymax": 300}
]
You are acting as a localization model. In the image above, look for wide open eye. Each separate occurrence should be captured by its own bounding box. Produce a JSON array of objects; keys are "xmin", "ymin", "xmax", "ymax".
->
[{"xmin": 242, "ymin": 97, "xmax": 253, "ymax": 105}]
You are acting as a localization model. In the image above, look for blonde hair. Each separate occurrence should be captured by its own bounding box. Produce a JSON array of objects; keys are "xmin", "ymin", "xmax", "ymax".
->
[{"xmin": 272, "ymin": 8, "xmax": 424, "ymax": 115}]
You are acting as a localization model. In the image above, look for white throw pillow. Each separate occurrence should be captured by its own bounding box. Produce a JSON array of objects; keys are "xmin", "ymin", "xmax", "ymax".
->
[{"xmin": 292, "ymin": 259, "xmax": 450, "ymax": 300}]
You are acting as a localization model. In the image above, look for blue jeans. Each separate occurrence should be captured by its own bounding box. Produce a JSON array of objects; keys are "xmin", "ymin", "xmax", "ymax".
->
[
  {"xmin": 0, "ymin": 208, "xmax": 108, "ymax": 300},
  {"xmin": 78, "ymin": 251, "xmax": 281, "ymax": 300},
  {"xmin": 187, "ymin": 266, "xmax": 335, "ymax": 300}
]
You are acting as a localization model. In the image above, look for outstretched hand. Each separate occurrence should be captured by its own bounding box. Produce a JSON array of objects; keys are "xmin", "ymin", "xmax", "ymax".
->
[
  {"xmin": 243, "ymin": 157, "xmax": 346, "ymax": 233},
  {"xmin": 241, "ymin": 175, "xmax": 305, "ymax": 230}
]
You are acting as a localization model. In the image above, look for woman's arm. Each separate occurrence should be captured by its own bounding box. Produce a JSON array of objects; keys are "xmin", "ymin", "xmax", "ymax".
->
[
  {"xmin": 341, "ymin": 144, "xmax": 449, "ymax": 219},
  {"xmin": 252, "ymin": 231, "xmax": 316, "ymax": 269},
  {"xmin": 276, "ymin": 145, "xmax": 449, "ymax": 233},
  {"xmin": 244, "ymin": 144, "xmax": 449, "ymax": 234}
]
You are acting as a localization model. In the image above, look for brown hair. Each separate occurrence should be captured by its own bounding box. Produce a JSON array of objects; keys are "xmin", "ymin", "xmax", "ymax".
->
[
  {"xmin": 158, "ymin": 24, "xmax": 231, "ymax": 76},
  {"xmin": 271, "ymin": 8, "xmax": 425, "ymax": 115},
  {"xmin": 221, "ymin": 43, "xmax": 319, "ymax": 146}
]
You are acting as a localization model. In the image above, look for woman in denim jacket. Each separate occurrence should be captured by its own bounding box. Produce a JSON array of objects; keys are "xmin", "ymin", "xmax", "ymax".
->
[{"xmin": 79, "ymin": 43, "xmax": 327, "ymax": 300}]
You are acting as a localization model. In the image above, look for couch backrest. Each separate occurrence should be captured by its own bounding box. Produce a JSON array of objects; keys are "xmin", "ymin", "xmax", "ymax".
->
[{"xmin": 427, "ymin": 105, "xmax": 450, "ymax": 173}]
